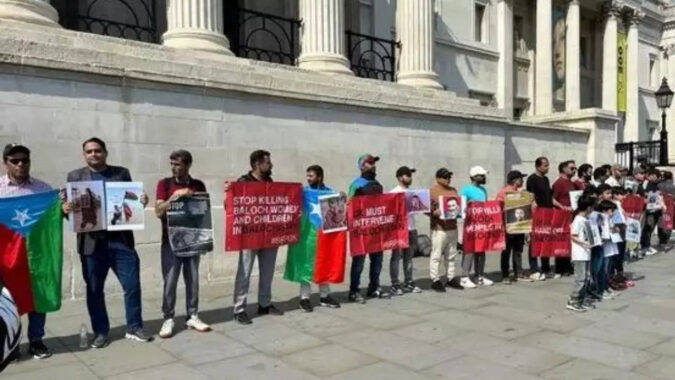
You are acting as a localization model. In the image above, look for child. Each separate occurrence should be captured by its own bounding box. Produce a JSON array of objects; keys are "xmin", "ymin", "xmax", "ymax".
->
[
  {"xmin": 596, "ymin": 200, "xmax": 620, "ymax": 300},
  {"xmin": 611, "ymin": 187, "xmax": 632, "ymax": 289},
  {"xmin": 568, "ymin": 196, "xmax": 595, "ymax": 312}
]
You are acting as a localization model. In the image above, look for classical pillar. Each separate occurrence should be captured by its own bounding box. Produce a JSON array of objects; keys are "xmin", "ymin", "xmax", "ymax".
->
[
  {"xmin": 535, "ymin": 0, "xmax": 553, "ymax": 115},
  {"xmin": 0, "ymin": 0, "xmax": 59, "ymax": 27},
  {"xmin": 298, "ymin": 0, "xmax": 352, "ymax": 75},
  {"xmin": 496, "ymin": 0, "xmax": 514, "ymax": 116},
  {"xmin": 162, "ymin": 0, "xmax": 232, "ymax": 55},
  {"xmin": 624, "ymin": 10, "xmax": 642, "ymax": 142},
  {"xmin": 601, "ymin": 4, "xmax": 619, "ymax": 112},
  {"xmin": 397, "ymin": 0, "xmax": 443, "ymax": 89},
  {"xmin": 565, "ymin": 0, "xmax": 581, "ymax": 111}
]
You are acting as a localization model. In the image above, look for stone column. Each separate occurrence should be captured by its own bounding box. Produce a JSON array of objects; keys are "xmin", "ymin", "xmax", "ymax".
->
[
  {"xmin": 601, "ymin": 3, "xmax": 619, "ymax": 112},
  {"xmin": 565, "ymin": 0, "xmax": 581, "ymax": 111},
  {"xmin": 624, "ymin": 10, "xmax": 642, "ymax": 142},
  {"xmin": 298, "ymin": 0, "xmax": 352, "ymax": 75},
  {"xmin": 0, "ymin": 0, "xmax": 59, "ymax": 27},
  {"xmin": 535, "ymin": 0, "xmax": 553, "ymax": 115},
  {"xmin": 397, "ymin": 0, "xmax": 443, "ymax": 89},
  {"xmin": 162, "ymin": 0, "xmax": 232, "ymax": 55},
  {"xmin": 496, "ymin": 0, "xmax": 514, "ymax": 116}
]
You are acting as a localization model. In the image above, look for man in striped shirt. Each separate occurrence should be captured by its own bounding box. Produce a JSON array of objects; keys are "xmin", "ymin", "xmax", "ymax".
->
[
  {"xmin": 0, "ymin": 144, "xmax": 56, "ymax": 359},
  {"xmin": 0, "ymin": 276, "xmax": 20, "ymax": 373}
]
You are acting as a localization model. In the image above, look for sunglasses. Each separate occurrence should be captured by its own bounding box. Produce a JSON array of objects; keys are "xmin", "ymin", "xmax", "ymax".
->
[{"xmin": 7, "ymin": 158, "xmax": 30, "ymax": 165}]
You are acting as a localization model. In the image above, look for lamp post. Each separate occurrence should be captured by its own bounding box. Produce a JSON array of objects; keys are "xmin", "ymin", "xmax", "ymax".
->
[{"xmin": 655, "ymin": 78, "xmax": 674, "ymax": 165}]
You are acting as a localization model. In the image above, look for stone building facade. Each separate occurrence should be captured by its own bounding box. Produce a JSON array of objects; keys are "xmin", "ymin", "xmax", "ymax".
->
[{"xmin": 0, "ymin": 0, "xmax": 671, "ymax": 299}]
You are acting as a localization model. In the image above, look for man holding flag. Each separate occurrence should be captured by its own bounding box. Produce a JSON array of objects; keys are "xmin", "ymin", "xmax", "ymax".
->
[
  {"xmin": 285, "ymin": 165, "xmax": 343, "ymax": 312},
  {"xmin": 0, "ymin": 144, "xmax": 67, "ymax": 359}
]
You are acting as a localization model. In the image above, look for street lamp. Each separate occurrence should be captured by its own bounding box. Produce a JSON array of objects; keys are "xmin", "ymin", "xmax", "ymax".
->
[{"xmin": 655, "ymin": 77, "xmax": 674, "ymax": 165}]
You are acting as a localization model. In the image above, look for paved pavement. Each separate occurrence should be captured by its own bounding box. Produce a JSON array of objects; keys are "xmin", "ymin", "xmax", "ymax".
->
[{"xmin": 5, "ymin": 251, "xmax": 675, "ymax": 380}]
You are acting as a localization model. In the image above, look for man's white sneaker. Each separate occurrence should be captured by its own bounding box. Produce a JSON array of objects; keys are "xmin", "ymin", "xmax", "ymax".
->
[
  {"xmin": 646, "ymin": 247, "xmax": 658, "ymax": 256},
  {"xmin": 460, "ymin": 277, "xmax": 477, "ymax": 289},
  {"xmin": 478, "ymin": 276, "xmax": 494, "ymax": 286},
  {"xmin": 530, "ymin": 272, "xmax": 543, "ymax": 281},
  {"xmin": 186, "ymin": 316, "xmax": 211, "ymax": 332},
  {"xmin": 159, "ymin": 319, "xmax": 175, "ymax": 339}
]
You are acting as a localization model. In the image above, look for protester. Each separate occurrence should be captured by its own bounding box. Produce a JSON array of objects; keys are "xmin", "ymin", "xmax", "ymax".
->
[
  {"xmin": 0, "ymin": 276, "xmax": 20, "ymax": 372},
  {"xmin": 289, "ymin": 165, "xmax": 341, "ymax": 312},
  {"xmin": 611, "ymin": 187, "xmax": 631, "ymax": 289},
  {"xmin": 389, "ymin": 166, "xmax": 422, "ymax": 295},
  {"xmin": 605, "ymin": 164, "xmax": 624, "ymax": 187},
  {"xmin": 575, "ymin": 164, "xmax": 593, "ymax": 190},
  {"xmin": 657, "ymin": 170, "xmax": 675, "ymax": 250},
  {"xmin": 638, "ymin": 169, "xmax": 663, "ymax": 256},
  {"xmin": 428, "ymin": 168, "xmax": 463, "ymax": 292},
  {"xmin": 0, "ymin": 144, "xmax": 66, "ymax": 358},
  {"xmin": 459, "ymin": 166, "xmax": 493, "ymax": 288},
  {"xmin": 590, "ymin": 167, "xmax": 610, "ymax": 188},
  {"xmin": 552, "ymin": 160, "xmax": 578, "ymax": 276},
  {"xmin": 597, "ymin": 200, "xmax": 620, "ymax": 300},
  {"xmin": 496, "ymin": 170, "xmax": 530, "ymax": 284},
  {"xmin": 567, "ymin": 196, "xmax": 595, "ymax": 312},
  {"xmin": 154, "ymin": 150, "xmax": 210, "ymax": 338},
  {"xmin": 225, "ymin": 150, "xmax": 284, "ymax": 325},
  {"xmin": 65, "ymin": 137, "xmax": 152, "ymax": 347},
  {"xmin": 587, "ymin": 186, "xmax": 612, "ymax": 302},
  {"xmin": 348, "ymin": 154, "xmax": 390, "ymax": 302}
]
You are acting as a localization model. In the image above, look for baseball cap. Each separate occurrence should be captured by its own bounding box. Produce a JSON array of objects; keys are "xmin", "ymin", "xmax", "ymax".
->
[
  {"xmin": 3, "ymin": 143, "xmax": 30, "ymax": 159},
  {"xmin": 396, "ymin": 166, "xmax": 416, "ymax": 177},
  {"xmin": 506, "ymin": 170, "xmax": 527, "ymax": 183},
  {"xmin": 357, "ymin": 154, "xmax": 379, "ymax": 170},
  {"xmin": 435, "ymin": 168, "xmax": 453, "ymax": 179},
  {"xmin": 469, "ymin": 166, "xmax": 489, "ymax": 177}
]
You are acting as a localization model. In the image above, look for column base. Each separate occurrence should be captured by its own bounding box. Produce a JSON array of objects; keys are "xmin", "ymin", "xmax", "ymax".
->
[
  {"xmin": 298, "ymin": 54, "xmax": 354, "ymax": 76},
  {"xmin": 162, "ymin": 29, "xmax": 233, "ymax": 56},
  {"xmin": 0, "ymin": 0, "xmax": 59, "ymax": 27},
  {"xmin": 397, "ymin": 71, "xmax": 444, "ymax": 90}
]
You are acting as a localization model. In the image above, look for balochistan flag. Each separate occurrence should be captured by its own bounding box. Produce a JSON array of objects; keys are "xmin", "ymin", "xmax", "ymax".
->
[
  {"xmin": 284, "ymin": 188, "xmax": 346, "ymax": 284},
  {"xmin": 0, "ymin": 191, "xmax": 63, "ymax": 315}
]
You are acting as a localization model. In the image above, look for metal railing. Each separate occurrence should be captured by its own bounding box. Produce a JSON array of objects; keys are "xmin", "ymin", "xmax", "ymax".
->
[
  {"xmin": 346, "ymin": 31, "xmax": 398, "ymax": 82},
  {"xmin": 225, "ymin": 7, "xmax": 300, "ymax": 65},
  {"xmin": 615, "ymin": 140, "xmax": 665, "ymax": 172},
  {"xmin": 60, "ymin": 0, "xmax": 158, "ymax": 43}
]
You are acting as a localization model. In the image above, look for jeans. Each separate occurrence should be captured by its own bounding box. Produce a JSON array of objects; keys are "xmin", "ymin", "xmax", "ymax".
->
[
  {"xmin": 430, "ymin": 229, "xmax": 458, "ymax": 281},
  {"xmin": 80, "ymin": 243, "xmax": 143, "ymax": 336},
  {"xmin": 598, "ymin": 256, "xmax": 610, "ymax": 292},
  {"xmin": 501, "ymin": 234, "xmax": 524, "ymax": 278},
  {"xmin": 569, "ymin": 260, "xmax": 589, "ymax": 302},
  {"xmin": 528, "ymin": 254, "xmax": 551, "ymax": 274},
  {"xmin": 555, "ymin": 257, "xmax": 572, "ymax": 275},
  {"xmin": 161, "ymin": 242, "xmax": 201, "ymax": 319},
  {"xmin": 461, "ymin": 252, "xmax": 485, "ymax": 277},
  {"xmin": 641, "ymin": 212, "xmax": 660, "ymax": 248},
  {"xmin": 233, "ymin": 248, "xmax": 278, "ymax": 314},
  {"xmin": 350, "ymin": 252, "xmax": 383, "ymax": 294},
  {"xmin": 391, "ymin": 230, "xmax": 417, "ymax": 285},
  {"xmin": 589, "ymin": 246, "xmax": 603, "ymax": 295},
  {"xmin": 613, "ymin": 242, "xmax": 626, "ymax": 276},
  {"xmin": 27, "ymin": 312, "xmax": 46, "ymax": 342}
]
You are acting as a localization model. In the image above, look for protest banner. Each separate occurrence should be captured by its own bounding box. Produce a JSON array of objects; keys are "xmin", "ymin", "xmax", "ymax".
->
[
  {"xmin": 531, "ymin": 208, "xmax": 572, "ymax": 257},
  {"xmin": 225, "ymin": 182, "xmax": 303, "ymax": 251},
  {"xmin": 662, "ymin": 194, "xmax": 674, "ymax": 230},
  {"xmin": 167, "ymin": 194, "xmax": 214, "ymax": 256},
  {"xmin": 348, "ymin": 193, "xmax": 408, "ymax": 255},
  {"xmin": 462, "ymin": 201, "xmax": 506, "ymax": 253},
  {"xmin": 622, "ymin": 194, "xmax": 645, "ymax": 220},
  {"xmin": 439, "ymin": 195, "xmax": 461, "ymax": 220},
  {"xmin": 504, "ymin": 191, "xmax": 533, "ymax": 234}
]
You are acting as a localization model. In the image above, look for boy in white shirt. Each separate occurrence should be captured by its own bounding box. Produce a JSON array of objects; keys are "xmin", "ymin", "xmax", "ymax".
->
[{"xmin": 568, "ymin": 197, "xmax": 595, "ymax": 312}]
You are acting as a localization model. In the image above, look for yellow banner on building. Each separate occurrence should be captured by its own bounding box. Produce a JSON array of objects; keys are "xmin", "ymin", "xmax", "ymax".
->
[{"xmin": 617, "ymin": 31, "xmax": 627, "ymax": 112}]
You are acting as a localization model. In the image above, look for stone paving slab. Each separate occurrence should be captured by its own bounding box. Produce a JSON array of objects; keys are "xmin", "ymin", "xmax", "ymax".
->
[{"xmin": 540, "ymin": 358, "xmax": 654, "ymax": 380}]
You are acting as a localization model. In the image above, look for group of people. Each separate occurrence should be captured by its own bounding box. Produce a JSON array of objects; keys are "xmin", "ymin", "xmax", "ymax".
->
[{"xmin": 0, "ymin": 138, "xmax": 671, "ymax": 368}]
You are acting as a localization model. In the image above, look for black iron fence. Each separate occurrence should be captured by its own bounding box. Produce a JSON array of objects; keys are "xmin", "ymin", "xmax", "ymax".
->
[
  {"xmin": 225, "ymin": 7, "xmax": 300, "ymax": 65},
  {"xmin": 346, "ymin": 31, "xmax": 398, "ymax": 82},
  {"xmin": 60, "ymin": 0, "xmax": 158, "ymax": 43},
  {"xmin": 615, "ymin": 140, "xmax": 665, "ymax": 172}
]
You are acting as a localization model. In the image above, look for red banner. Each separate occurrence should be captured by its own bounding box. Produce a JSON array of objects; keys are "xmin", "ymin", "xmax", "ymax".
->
[
  {"xmin": 622, "ymin": 194, "xmax": 645, "ymax": 221},
  {"xmin": 348, "ymin": 193, "xmax": 408, "ymax": 256},
  {"xmin": 462, "ymin": 201, "xmax": 506, "ymax": 253},
  {"xmin": 663, "ymin": 194, "xmax": 674, "ymax": 230},
  {"xmin": 531, "ymin": 208, "xmax": 572, "ymax": 257},
  {"xmin": 225, "ymin": 182, "xmax": 303, "ymax": 251}
]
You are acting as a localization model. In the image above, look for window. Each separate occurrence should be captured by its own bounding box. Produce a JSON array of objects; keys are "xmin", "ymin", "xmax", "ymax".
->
[
  {"xmin": 580, "ymin": 37, "xmax": 587, "ymax": 69},
  {"xmin": 649, "ymin": 55, "xmax": 657, "ymax": 88},
  {"xmin": 359, "ymin": 0, "xmax": 374, "ymax": 36},
  {"xmin": 513, "ymin": 15, "xmax": 525, "ymax": 52},
  {"xmin": 474, "ymin": 3, "xmax": 487, "ymax": 43}
]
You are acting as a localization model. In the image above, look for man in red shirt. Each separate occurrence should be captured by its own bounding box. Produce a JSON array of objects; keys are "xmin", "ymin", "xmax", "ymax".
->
[
  {"xmin": 552, "ymin": 160, "xmax": 578, "ymax": 276},
  {"xmin": 155, "ymin": 150, "xmax": 211, "ymax": 338}
]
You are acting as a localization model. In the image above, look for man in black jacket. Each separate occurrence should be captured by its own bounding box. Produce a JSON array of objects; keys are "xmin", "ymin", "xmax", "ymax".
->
[{"xmin": 65, "ymin": 137, "xmax": 152, "ymax": 348}]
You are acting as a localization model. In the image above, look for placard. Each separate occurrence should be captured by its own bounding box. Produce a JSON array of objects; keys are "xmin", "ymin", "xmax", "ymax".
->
[
  {"xmin": 66, "ymin": 181, "xmax": 106, "ymax": 233},
  {"xmin": 348, "ymin": 193, "xmax": 408, "ymax": 255},
  {"xmin": 105, "ymin": 182, "xmax": 144, "ymax": 231},
  {"xmin": 531, "ymin": 208, "xmax": 572, "ymax": 257},
  {"xmin": 405, "ymin": 189, "xmax": 431, "ymax": 214},
  {"xmin": 225, "ymin": 182, "xmax": 303, "ymax": 251},
  {"xmin": 646, "ymin": 191, "xmax": 662, "ymax": 212},
  {"xmin": 318, "ymin": 193, "xmax": 348, "ymax": 233},
  {"xmin": 167, "ymin": 194, "xmax": 213, "ymax": 256},
  {"xmin": 439, "ymin": 195, "xmax": 461, "ymax": 220},
  {"xmin": 662, "ymin": 193, "xmax": 674, "ymax": 230},
  {"xmin": 625, "ymin": 218, "xmax": 641, "ymax": 243},
  {"xmin": 569, "ymin": 190, "xmax": 583, "ymax": 211},
  {"xmin": 462, "ymin": 201, "xmax": 506, "ymax": 253},
  {"xmin": 504, "ymin": 191, "xmax": 533, "ymax": 234}
]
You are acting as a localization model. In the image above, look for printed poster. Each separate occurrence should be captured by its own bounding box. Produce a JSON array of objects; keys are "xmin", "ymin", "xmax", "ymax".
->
[
  {"xmin": 462, "ymin": 201, "xmax": 506, "ymax": 253},
  {"xmin": 318, "ymin": 193, "xmax": 348, "ymax": 233},
  {"xmin": 625, "ymin": 218, "xmax": 641, "ymax": 243},
  {"xmin": 105, "ymin": 182, "xmax": 144, "ymax": 231},
  {"xmin": 167, "ymin": 194, "xmax": 214, "ymax": 256},
  {"xmin": 504, "ymin": 191, "xmax": 533, "ymax": 234},
  {"xmin": 531, "ymin": 208, "xmax": 572, "ymax": 257},
  {"xmin": 66, "ymin": 181, "xmax": 106, "ymax": 233},
  {"xmin": 569, "ymin": 190, "xmax": 583, "ymax": 211},
  {"xmin": 225, "ymin": 182, "xmax": 303, "ymax": 251},
  {"xmin": 662, "ymin": 193, "xmax": 674, "ymax": 230},
  {"xmin": 348, "ymin": 193, "xmax": 408, "ymax": 255},
  {"xmin": 646, "ymin": 191, "xmax": 663, "ymax": 212},
  {"xmin": 439, "ymin": 195, "xmax": 461, "ymax": 220},
  {"xmin": 405, "ymin": 189, "xmax": 431, "ymax": 214}
]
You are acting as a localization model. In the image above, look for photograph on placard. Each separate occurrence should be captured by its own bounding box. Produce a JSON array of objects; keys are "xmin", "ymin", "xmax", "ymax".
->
[
  {"xmin": 319, "ymin": 193, "xmax": 348, "ymax": 233},
  {"xmin": 625, "ymin": 218, "xmax": 641, "ymax": 243},
  {"xmin": 646, "ymin": 191, "xmax": 663, "ymax": 212},
  {"xmin": 105, "ymin": 182, "xmax": 145, "ymax": 231},
  {"xmin": 439, "ymin": 195, "xmax": 461, "ymax": 220},
  {"xmin": 167, "ymin": 194, "xmax": 213, "ymax": 256},
  {"xmin": 67, "ymin": 181, "xmax": 106, "ymax": 233},
  {"xmin": 504, "ymin": 191, "xmax": 534, "ymax": 234},
  {"xmin": 405, "ymin": 189, "xmax": 431, "ymax": 214}
]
